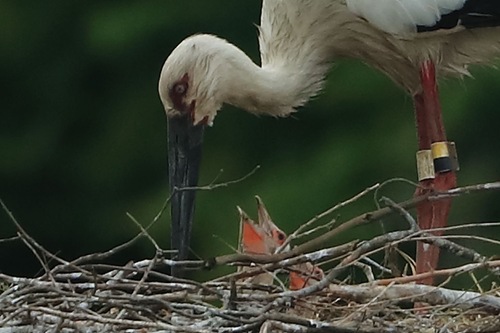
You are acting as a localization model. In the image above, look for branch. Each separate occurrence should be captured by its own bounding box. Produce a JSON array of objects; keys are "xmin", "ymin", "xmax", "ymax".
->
[
  {"xmin": 211, "ymin": 242, "xmax": 357, "ymax": 283},
  {"xmin": 278, "ymin": 183, "xmax": 380, "ymax": 251},
  {"xmin": 323, "ymin": 281, "xmax": 500, "ymax": 311},
  {"xmin": 374, "ymin": 260, "xmax": 500, "ymax": 286},
  {"xmin": 173, "ymin": 165, "xmax": 260, "ymax": 192},
  {"xmin": 382, "ymin": 197, "xmax": 500, "ymax": 278}
]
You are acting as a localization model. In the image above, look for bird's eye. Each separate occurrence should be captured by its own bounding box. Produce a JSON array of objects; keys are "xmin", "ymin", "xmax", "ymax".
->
[
  {"xmin": 172, "ymin": 82, "xmax": 188, "ymax": 96},
  {"xmin": 313, "ymin": 268, "xmax": 324, "ymax": 279},
  {"xmin": 276, "ymin": 231, "xmax": 285, "ymax": 242}
]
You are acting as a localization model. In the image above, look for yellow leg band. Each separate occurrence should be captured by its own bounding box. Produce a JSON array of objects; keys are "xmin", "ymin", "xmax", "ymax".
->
[
  {"xmin": 416, "ymin": 142, "xmax": 459, "ymax": 180},
  {"xmin": 431, "ymin": 141, "xmax": 449, "ymax": 159}
]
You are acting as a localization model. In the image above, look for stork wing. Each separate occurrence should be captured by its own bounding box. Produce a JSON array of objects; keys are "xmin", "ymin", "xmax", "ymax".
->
[{"xmin": 346, "ymin": 0, "xmax": 467, "ymax": 34}]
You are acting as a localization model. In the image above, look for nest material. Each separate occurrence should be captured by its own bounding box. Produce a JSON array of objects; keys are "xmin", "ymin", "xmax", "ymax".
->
[
  {"xmin": 1, "ymin": 266, "xmax": 499, "ymax": 333},
  {"xmin": 1, "ymin": 181, "xmax": 500, "ymax": 332}
]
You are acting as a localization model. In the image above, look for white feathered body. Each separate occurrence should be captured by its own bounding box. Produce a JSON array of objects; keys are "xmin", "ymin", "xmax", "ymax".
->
[
  {"xmin": 260, "ymin": 0, "xmax": 500, "ymax": 95},
  {"xmin": 159, "ymin": 0, "xmax": 500, "ymax": 124}
]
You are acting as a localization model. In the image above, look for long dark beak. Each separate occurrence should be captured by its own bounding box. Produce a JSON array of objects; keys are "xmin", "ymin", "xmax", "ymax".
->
[{"xmin": 167, "ymin": 115, "xmax": 204, "ymax": 275}]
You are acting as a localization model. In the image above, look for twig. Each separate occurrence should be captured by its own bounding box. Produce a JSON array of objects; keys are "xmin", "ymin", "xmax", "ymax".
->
[
  {"xmin": 373, "ymin": 178, "xmax": 420, "ymax": 207},
  {"xmin": 374, "ymin": 260, "xmax": 500, "ymax": 286},
  {"xmin": 325, "ymin": 281, "xmax": 500, "ymax": 311},
  {"xmin": 429, "ymin": 181, "xmax": 500, "ymax": 200},
  {"xmin": 126, "ymin": 212, "xmax": 163, "ymax": 253},
  {"xmin": 259, "ymin": 315, "xmax": 379, "ymax": 333},
  {"xmin": 211, "ymin": 242, "xmax": 356, "ymax": 283},
  {"xmin": 261, "ymin": 183, "xmax": 500, "ymax": 301},
  {"xmin": 1, "ymin": 199, "xmax": 67, "ymax": 283},
  {"xmin": 0, "ymin": 235, "xmax": 20, "ymax": 244},
  {"xmin": 278, "ymin": 183, "xmax": 380, "ymax": 252},
  {"xmin": 381, "ymin": 196, "xmax": 500, "ymax": 279},
  {"xmin": 338, "ymin": 281, "xmax": 397, "ymax": 325},
  {"xmin": 2, "ymin": 181, "xmax": 500, "ymax": 332},
  {"xmin": 20, "ymin": 306, "xmax": 206, "ymax": 332},
  {"xmin": 149, "ymin": 166, "xmax": 261, "ymax": 237},
  {"xmin": 380, "ymin": 197, "xmax": 418, "ymax": 232},
  {"xmin": 360, "ymin": 257, "xmax": 392, "ymax": 275},
  {"xmin": 294, "ymin": 218, "xmax": 338, "ymax": 240},
  {"xmin": 173, "ymin": 165, "xmax": 260, "ymax": 192}
]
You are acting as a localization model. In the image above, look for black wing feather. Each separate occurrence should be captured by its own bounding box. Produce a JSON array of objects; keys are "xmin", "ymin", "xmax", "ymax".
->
[{"xmin": 417, "ymin": 0, "xmax": 500, "ymax": 32}]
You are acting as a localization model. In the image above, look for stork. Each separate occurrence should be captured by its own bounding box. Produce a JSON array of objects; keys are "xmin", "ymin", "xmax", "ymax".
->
[
  {"xmin": 238, "ymin": 196, "xmax": 287, "ymax": 284},
  {"xmin": 240, "ymin": 196, "xmax": 287, "ymax": 257},
  {"xmin": 239, "ymin": 196, "xmax": 321, "ymax": 289},
  {"xmin": 159, "ymin": 0, "xmax": 500, "ymax": 280}
]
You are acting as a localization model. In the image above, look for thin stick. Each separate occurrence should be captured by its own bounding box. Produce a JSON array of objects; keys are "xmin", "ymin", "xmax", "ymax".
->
[
  {"xmin": 278, "ymin": 183, "xmax": 380, "ymax": 252},
  {"xmin": 174, "ymin": 165, "xmax": 260, "ymax": 192},
  {"xmin": 374, "ymin": 260, "xmax": 500, "ymax": 286}
]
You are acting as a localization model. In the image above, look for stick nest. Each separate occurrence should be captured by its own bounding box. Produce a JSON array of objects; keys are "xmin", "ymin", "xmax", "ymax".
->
[{"xmin": 1, "ymin": 181, "xmax": 500, "ymax": 332}]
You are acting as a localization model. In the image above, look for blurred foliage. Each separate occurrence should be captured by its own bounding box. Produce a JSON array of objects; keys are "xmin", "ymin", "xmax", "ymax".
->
[{"xmin": 1, "ymin": 1, "xmax": 499, "ymax": 288}]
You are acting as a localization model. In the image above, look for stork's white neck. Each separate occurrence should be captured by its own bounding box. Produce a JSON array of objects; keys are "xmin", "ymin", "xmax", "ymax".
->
[
  {"xmin": 216, "ymin": 42, "xmax": 304, "ymax": 117},
  {"xmin": 162, "ymin": 33, "xmax": 332, "ymax": 124}
]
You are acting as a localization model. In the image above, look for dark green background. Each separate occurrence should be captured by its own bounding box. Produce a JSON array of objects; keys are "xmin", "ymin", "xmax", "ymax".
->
[{"xmin": 1, "ymin": 1, "xmax": 499, "ymax": 286}]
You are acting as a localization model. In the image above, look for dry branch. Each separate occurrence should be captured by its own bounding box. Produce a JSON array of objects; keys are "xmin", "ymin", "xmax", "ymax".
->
[{"xmin": 1, "ymin": 180, "xmax": 500, "ymax": 332}]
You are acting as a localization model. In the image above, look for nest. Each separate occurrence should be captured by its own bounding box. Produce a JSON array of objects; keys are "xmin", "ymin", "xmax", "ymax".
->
[{"xmin": 1, "ymin": 181, "xmax": 500, "ymax": 332}]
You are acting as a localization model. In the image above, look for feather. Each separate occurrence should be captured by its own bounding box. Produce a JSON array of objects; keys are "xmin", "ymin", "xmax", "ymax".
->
[{"xmin": 346, "ymin": 0, "xmax": 467, "ymax": 34}]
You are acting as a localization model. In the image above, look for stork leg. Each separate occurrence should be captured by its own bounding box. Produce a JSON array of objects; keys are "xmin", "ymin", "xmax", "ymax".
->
[{"xmin": 413, "ymin": 60, "xmax": 457, "ymax": 285}]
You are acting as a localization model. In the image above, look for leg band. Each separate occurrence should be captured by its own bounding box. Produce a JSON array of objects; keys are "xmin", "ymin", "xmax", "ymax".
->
[{"xmin": 417, "ymin": 141, "xmax": 459, "ymax": 181}]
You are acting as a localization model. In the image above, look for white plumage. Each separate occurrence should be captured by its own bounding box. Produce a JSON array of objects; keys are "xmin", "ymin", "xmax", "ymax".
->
[
  {"xmin": 346, "ymin": 0, "xmax": 467, "ymax": 34},
  {"xmin": 159, "ymin": 0, "xmax": 500, "ymax": 125}
]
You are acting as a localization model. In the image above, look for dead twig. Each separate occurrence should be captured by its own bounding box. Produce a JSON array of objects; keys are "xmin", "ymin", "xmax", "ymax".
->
[
  {"xmin": 278, "ymin": 183, "xmax": 380, "ymax": 252},
  {"xmin": 1, "ymin": 180, "xmax": 500, "ymax": 332},
  {"xmin": 173, "ymin": 165, "xmax": 260, "ymax": 192},
  {"xmin": 374, "ymin": 260, "xmax": 500, "ymax": 286}
]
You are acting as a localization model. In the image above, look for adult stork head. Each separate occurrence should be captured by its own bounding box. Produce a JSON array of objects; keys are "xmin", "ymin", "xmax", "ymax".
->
[
  {"xmin": 159, "ymin": 35, "xmax": 251, "ymax": 126},
  {"xmin": 158, "ymin": 35, "xmax": 244, "ymax": 269}
]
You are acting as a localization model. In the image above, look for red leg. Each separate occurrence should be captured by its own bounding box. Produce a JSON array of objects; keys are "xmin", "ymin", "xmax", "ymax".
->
[{"xmin": 413, "ymin": 61, "xmax": 457, "ymax": 285}]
